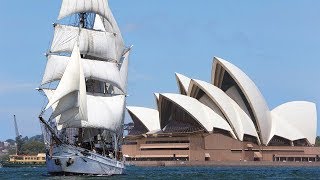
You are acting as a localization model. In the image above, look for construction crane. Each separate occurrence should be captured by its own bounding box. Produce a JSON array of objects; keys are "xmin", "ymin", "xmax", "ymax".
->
[
  {"xmin": 13, "ymin": 115, "xmax": 20, "ymax": 137},
  {"xmin": 13, "ymin": 115, "xmax": 22, "ymax": 155}
]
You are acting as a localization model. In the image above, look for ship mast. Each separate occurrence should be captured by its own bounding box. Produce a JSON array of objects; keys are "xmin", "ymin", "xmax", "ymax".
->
[
  {"xmin": 78, "ymin": 12, "xmax": 86, "ymax": 144},
  {"xmin": 79, "ymin": 13, "xmax": 86, "ymax": 28}
]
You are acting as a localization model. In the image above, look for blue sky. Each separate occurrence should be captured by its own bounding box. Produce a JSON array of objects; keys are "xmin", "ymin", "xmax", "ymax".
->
[{"xmin": 0, "ymin": 0, "xmax": 319, "ymax": 140}]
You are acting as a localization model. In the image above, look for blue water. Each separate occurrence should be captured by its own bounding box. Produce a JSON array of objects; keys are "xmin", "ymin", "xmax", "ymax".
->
[{"xmin": 1, "ymin": 166, "xmax": 320, "ymax": 179}]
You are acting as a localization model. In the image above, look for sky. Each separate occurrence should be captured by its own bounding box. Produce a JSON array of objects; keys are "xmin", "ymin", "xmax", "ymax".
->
[{"xmin": 0, "ymin": 0, "xmax": 320, "ymax": 141}]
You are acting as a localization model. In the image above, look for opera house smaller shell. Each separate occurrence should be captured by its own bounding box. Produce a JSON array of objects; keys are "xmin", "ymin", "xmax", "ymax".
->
[{"xmin": 123, "ymin": 57, "xmax": 319, "ymax": 163}]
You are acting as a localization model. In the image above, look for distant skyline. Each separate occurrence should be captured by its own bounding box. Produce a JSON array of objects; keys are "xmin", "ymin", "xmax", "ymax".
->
[{"xmin": 0, "ymin": 0, "xmax": 319, "ymax": 140}]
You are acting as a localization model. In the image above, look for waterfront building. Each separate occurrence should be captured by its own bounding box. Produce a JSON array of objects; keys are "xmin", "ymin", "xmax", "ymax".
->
[{"xmin": 9, "ymin": 153, "xmax": 45, "ymax": 164}]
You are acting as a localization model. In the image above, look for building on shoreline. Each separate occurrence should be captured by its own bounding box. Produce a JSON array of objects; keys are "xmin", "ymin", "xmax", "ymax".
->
[
  {"xmin": 1, "ymin": 153, "xmax": 46, "ymax": 167},
  {"xmin": 122, "ymin": 57, "xmax": 320, "ymax": 163},
  {"xmin": 8, "ymin": 153, "xmax": 45, "ymax": 164}
]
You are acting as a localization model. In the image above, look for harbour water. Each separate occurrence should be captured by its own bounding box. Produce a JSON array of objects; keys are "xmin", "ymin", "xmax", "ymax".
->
[{"xmin": 1, "ymin": 166, "xmax": 320, "ymax": 179}]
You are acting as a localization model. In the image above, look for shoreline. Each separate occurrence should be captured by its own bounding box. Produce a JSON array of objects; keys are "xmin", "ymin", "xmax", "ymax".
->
[{"xmin": 127, "ymin": 161, "xmax": 320, "ymax": 167}]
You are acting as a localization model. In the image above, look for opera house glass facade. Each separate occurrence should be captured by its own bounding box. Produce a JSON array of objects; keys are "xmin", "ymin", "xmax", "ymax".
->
[{"xmin": 123, "ymin": 57, "xmax": 319, "ymax": 163}]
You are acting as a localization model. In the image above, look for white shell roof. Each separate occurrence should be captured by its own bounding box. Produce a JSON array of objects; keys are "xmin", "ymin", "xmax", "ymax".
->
[
  {"xmin": 127, "ymin": 106, "xmax": 160, "ymax": 132},
  {"xmin": 160, "ymin": 93, "xmax": 236, "ymax": 138},
  {"xmin": 188, "ymin": 79, "xmax": 260, "ymax": 142},
  {"xmin": 212, "ymin": 57, "xmax": 271, "ymax": 145},
  {"xmin": 268, "ymin": 101, "xmax": 317, "ymax": 145},
  {"xmin": 175, "ymin": 73, "xmax": 191, "ymax": 95},
  {"xmin": 268, "ymin": 112, "xmax": 306, "ymax": 143},
  {"xmin": 154, "ymin": 93, "xmax": 160, "ymax": 100}
]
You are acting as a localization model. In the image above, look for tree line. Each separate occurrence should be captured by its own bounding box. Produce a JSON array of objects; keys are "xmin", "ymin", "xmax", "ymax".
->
[{"xmin": 9, "ymin": 135, "xmax": 45, "ymax": 155}]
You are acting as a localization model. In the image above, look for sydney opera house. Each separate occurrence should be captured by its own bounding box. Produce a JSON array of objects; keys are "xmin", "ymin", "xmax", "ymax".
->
[{"xmin": 122, "ymin": 57, "xmax": 319, "ymax": 163}]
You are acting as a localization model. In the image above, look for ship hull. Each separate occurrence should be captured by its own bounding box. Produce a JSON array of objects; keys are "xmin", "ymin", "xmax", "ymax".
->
[{"xmin": 46, "ymin": 144, "xmax": 124, "ymax": 175}]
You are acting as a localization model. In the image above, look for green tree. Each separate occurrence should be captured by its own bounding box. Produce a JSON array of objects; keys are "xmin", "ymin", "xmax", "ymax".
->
[
  {"xmin": 20, "ymin": 141, "xmax": 45, "ymax": 155},
  {"xmin": 15, "ymin": 135, "xmax": 24, "ymax": 155},
  {"xmin": 5, "ymin": 135, "xmax": 45, "ymax": 155}
]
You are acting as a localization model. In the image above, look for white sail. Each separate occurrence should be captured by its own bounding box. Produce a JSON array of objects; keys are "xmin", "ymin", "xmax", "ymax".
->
[
  {"xmin": 41, "ymin": 54, "xmax": 127, "ymax": 93},
  {"xmin": 51, "ymin": 24, "xmax": 117, "ymax": 61},
  {"xmin": 58, "ymin": 0, "xmax": 111, "ymax": 21},
  {"xmin": 93, "ymin": 14, "xmax": 106, "ymax": 32},
  {"xmin": 41, "ymin": 55, "xmax": 68, "ymax": 85},
  {"xmin": 59, "ymin": 0, "xmax": 125, "ymax": 61},
  {"xmin": 45, "ymin": 45, "xmax": 87, "ymax": 124},
  {"xmin": 57, "ymin": 0, "xmax": 123, "ymax": 44},
  {"xmin": 41, "ymin": 51, "xmax": 130, "ymax": 129},
  {"xmin": 50, "ymin": 91, "xmax": 79, "ymax": 120},
  {"xmin": 84, "ymin": 94, "xmax": 125, "ymax": 130},
  {"xmin": 119, "ymin": 51, "xmax": 130, "ymax": 92},
  {"xmin": 44, "ymin": 91, "xmax": 125, "ymax": 130},
  {"xmin": 97, "ymin": 10, "xmax": 125, "ymax": 59},
  {"xmin": 42, "ymin": 89, "xmax": 55, "ymax": 102},
  {"xmin": 42, "ymin": 89, "xmax": 63, "ymax": 130}
]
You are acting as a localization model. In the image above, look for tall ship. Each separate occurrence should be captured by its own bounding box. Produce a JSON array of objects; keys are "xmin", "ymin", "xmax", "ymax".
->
[{"xmin": 37, "ymin": 0, "xmax": 130, "ymax": 175}]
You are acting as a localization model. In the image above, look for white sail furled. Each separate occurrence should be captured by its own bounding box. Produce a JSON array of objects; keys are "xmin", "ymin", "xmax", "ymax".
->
[
  {"xmin": 41, "ymin": 54, "xmax": 127, "ymax": 93},
  {"xmin": 51, "ymin": 24, "xmax": 117, "ymax": 61},
  {"xmin": 45, "ymin": 45, "xmax": 88, "ymax": 125}
]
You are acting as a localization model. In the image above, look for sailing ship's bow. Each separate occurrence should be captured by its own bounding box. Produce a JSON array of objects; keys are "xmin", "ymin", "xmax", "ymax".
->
[{"xmin": 46, "ymin": 144, "xmax": 124, "ymax": 175}]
